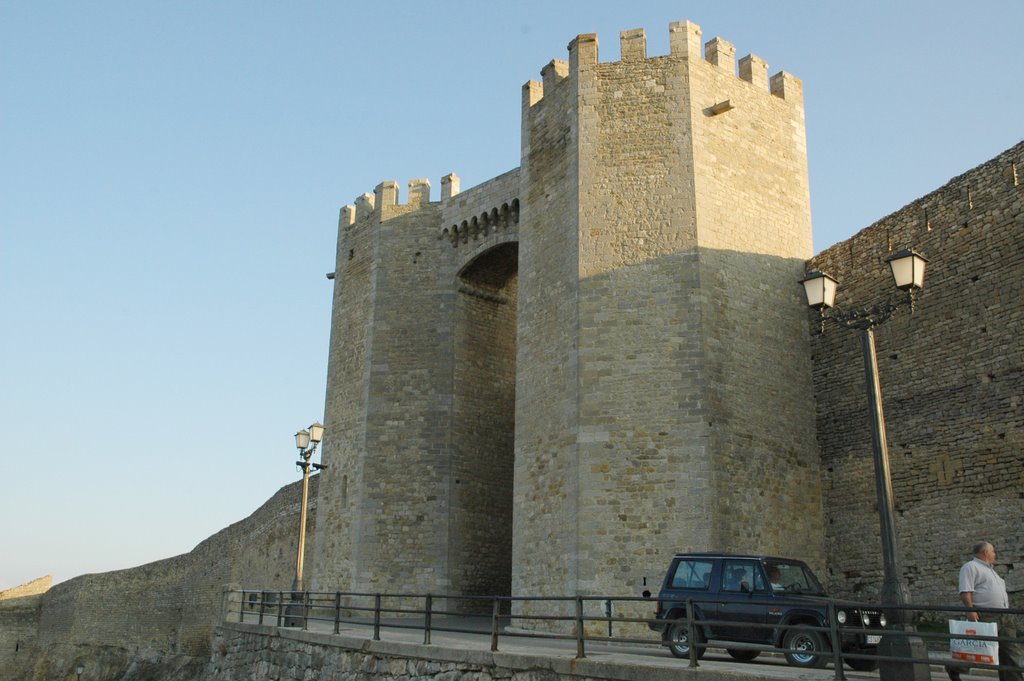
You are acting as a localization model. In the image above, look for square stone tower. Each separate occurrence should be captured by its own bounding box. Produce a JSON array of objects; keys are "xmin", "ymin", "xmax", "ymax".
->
[
  {"xmin": 311, "ymin": 21, "xmax": 824, "ymax": 606},
  {"xmin": 513, "ymin": 22, "xmax": 822, "ymax": 600}
]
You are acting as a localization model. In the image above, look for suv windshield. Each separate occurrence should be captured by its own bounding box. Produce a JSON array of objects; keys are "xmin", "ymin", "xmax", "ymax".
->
[{"xmin": 762, "ymin": 559, "xmax": 826, "ymax": 595}]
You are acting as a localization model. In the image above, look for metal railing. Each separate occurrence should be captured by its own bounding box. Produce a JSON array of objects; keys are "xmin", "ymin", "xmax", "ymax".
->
[{"xmin": 225, "ymin": 589, "xmax": 1024, "ymax": 679}]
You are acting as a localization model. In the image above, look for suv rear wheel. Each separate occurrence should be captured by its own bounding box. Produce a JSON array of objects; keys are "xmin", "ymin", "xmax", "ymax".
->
[
  {"xmin": 666, "ymin": 621, "xmax": 705, "ymax": 659},
  {"xmin": 783, "ymin": 627, "xmax": 828, "ymax": 668}
]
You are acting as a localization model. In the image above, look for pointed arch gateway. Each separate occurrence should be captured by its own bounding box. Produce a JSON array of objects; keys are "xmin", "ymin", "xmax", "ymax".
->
[{"xmin": 449, "ymin": 240, "xmax": 518, "ymax": 601}]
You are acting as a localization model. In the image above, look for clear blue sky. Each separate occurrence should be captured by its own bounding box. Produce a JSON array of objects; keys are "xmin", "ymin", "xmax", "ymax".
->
[{"xmin": 2, "ymin": 1, "xmax": 1021, "ymax": 590}]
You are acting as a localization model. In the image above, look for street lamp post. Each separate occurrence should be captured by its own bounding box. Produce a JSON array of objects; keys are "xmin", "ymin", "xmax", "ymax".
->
[
  {"xmin": 286, "ymin": 422, "xmax": 326, "ymax": 626},
  {"xmin": 293, "ymin": 422, "xmax": 326, "ymax": 592},
  {"xmin": 75, "ymin": 664, "xmax": 85, "ymax": 681},
  {"xmin": 800, "ymin": 249, "xmax": 930, "ymax": 681}
]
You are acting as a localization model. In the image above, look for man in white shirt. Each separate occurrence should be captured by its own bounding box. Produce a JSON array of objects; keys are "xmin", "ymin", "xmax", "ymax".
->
[{"xmin": 948, "ymin": 541, "xmax": 1021, "ymax": 681}]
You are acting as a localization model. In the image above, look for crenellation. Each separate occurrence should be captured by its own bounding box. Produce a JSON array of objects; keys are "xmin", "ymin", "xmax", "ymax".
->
[
  {"xmin": 541, "ymin": 59, "xmax": 569, "ymax": 92},
  {"xmin": 619, "ymin": 28, "xmax": 646, "ymax": 61},
  {"xmin": 408, "ymin": 178, "xmax": 431, "ymax": 207},
  {"xmin": 354, "ymin": 192, "xmax": 375, "ymax": 220},
  {"xmin": 441, "ymin": 173, "xmax": 460, "ymax": 201},
  {"xmin": 375, "ymin": 180, "xmax": 399, "ymax": 208},
  {"xmin": 669, "ymin": 20, "xmax": 702, "ymax": 60},
  {"xmin": 739, "ymin": 54, "xmax": 769, "ymax": 90},
  {"xmin": 704, "ymin": 37, "xmax": 736, "ymax": 73},
  {"xmin": 523, "ymin": 79, "xmax": 543, "ymax": 108},
  {"xmin": 769, "ymin": 71, "xmax": 803, "ymax": 102},
  {"xmin": 339, "ymin": 204, "xmax": 355, "ymax": 228},
  {"xmin": 568, "ymin": 33, "xmax": 598, "ymax": 71}
]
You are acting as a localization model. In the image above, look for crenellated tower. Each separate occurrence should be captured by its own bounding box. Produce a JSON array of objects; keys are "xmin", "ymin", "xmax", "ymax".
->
[
  {"xmin": 313, "ymin": 20, "xmax": 824, "ymax": 608},
  {"xmin": 514, "ymin": 21, "xmax": 821, "ymax": 602}
]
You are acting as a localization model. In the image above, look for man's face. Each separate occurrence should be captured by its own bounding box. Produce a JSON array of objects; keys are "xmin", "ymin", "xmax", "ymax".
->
[{"xmin": 980, "ymin": 544, "xmax": 997, "ymax": 564}]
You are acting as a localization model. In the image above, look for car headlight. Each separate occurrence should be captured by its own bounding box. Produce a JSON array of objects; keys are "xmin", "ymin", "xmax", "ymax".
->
[
  {"xmin": 862, "ymin": 613, "xmax": 871, "ymax": 626},
  {"xmin": 879, "ymin": 614, "xmax": 887, "ymax": 628},
  {"xmin": 837, "ymin": 610, "xmax": 847, "ymax": 624}
]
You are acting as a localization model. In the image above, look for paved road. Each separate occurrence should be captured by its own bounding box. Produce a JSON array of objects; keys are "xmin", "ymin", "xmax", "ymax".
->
[{"xmin": 235, "ymin": 611, "xmax": 994, "ymax": 680}]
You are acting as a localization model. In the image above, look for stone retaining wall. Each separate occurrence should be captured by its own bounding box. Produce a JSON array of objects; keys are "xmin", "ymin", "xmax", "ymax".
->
[{"xmin": 204, "ymin": 622, "xmax": 775, "ymax": 681}]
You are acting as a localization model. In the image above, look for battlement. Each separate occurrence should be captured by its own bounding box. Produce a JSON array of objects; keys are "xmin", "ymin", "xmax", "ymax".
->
[
  {"xmin": 340, "ymin": 174, "xmax": 467, "ymax": 228},
  {"xmin": 524, "ymin": 20, "xmax": 801, "ymax": 108}
]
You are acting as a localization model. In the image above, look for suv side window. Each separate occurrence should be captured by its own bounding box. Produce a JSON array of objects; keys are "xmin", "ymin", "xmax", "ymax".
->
[
  {"xmin": 669, "ymin": 558, "xmax": 714, "ymax": 590},
  {"xmin": 720, "ymin": 559, "xmax": 765, "ymax": 593}
]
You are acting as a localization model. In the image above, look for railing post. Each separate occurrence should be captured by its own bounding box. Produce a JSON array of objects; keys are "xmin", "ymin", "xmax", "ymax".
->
[
  {"xmin": 424, "ymin": 594, "xmax": 433, "ymax": 645},
  {"xmin": 258, "ymin": 591, "xmax": 266, "ymax": 625},
  {"xmin": 277, "ymin": 591, "xmax": 285, "ymax": 627},
  {"xmin": 302, "ymin": 591, "xmax": 310, "ymax": 630},
  {"xmin": 575, "ymin": 596, "xmax": 586, "ymax": 659},
  {"xmin": 490, "ymin": 597, "xmax": 501, "ymax": 652},
  {"xmin": 334, "ymin": 591, "xmax": 341, "ymax": 634},
  {"xmin": 236, "ymin": 590, "xmax": 243, "ymax": 623},
  {"xmin": 827, "ymin": 601, "xmax": 847, "ymax": 681},
  {"xmin": 686, "ymin": 598, "xmax": 699, "ymax": 669},
  {"xmin": 605, "ymin": 599, "xmax": 613, "ymax": 637},
  {"xmin": 373, "ymin": 594, "xmax": 381, "ymax": 641}
]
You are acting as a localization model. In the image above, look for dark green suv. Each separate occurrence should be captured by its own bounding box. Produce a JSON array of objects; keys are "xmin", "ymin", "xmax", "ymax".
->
[{"xmin": 648, "ymin": 552, "xmax": 884, "ymax": 671}]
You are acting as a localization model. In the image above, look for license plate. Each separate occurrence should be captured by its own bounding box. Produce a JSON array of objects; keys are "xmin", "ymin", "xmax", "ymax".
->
[{"xmin": 866, "ymin": 634, "xmax": 882, "ymax": 645}]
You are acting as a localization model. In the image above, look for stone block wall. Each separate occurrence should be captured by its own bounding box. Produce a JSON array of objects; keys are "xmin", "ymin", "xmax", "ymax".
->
[
  {"xmin": 683, "ymin": 25, "xmax": 823, "ymax": 568},
  {"xmin": 3, "ymin": 478, "xmax": 317, "ymax": 680},
  {"xmin": 0, "ymin": 578, "xmax": 49, "ymax": 674},
  {"xmin": 314, "ymin": 170, "xmax": 524, "ymax": 599},
  {"xmin": 312, "ymin": 23, "xmax": 826, "ymax": 619},
  {"xmin": 513, "ymin": 53, "xmax": 582, "ymax": 607},
  {"xmin": 511, "ymin": 22, "xmax": 824, "ymax": 618},
  {"xmin": 807, "ymin": 142, "xmax": 1024, "ymax": 602}
]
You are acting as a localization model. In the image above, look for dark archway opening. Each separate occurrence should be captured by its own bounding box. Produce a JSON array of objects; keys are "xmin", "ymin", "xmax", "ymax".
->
[{"xmin": 450, "ymin": 241, "xmax": 518, "ymax": 601}]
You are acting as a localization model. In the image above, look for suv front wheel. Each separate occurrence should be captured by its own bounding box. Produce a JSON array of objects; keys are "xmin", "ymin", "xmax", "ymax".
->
[
  {"xmin": 782, "ymin": 627, "xmax": 828, "ymax": 668},
  {"xmin": 666, "ymin": 621, "xmax": 706, "ymax": 659}
]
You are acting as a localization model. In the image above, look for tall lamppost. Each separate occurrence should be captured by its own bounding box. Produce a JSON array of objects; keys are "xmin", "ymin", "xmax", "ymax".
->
[
  {"xmin": 75, "ymin": 664, "xmax": 85, "ymax": 681},
  {"xmin": 800, "ymin": 249, "xmax": 930, "ymax": 681},
  {"xmin": 293, "ymin": 422, "xmax": 326, "ymax": 593}
]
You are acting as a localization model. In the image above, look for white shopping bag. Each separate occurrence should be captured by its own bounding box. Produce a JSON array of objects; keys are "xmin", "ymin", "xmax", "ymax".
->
[{"xmin": 950, "ymin": 619, "xmax": 999, "ymax": 665}]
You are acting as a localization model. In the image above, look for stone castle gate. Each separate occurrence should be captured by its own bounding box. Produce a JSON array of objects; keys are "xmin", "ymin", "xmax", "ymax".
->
[{"xmin": 309, "ymin": 21, "xmax": 826, "ymax": 603}]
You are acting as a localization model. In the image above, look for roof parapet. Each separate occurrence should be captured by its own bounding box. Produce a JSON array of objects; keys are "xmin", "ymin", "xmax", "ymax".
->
[
  {"xmin": 705, "ymin": 37, "xmax": 736, "ymax": 73},
  {"xmin": 541, "ymin": 59, "xmax": 569, "ymax": 92},
  {"xmin": 340, "ymin": 204, "xmax": 356, "ymax": 228},
  {"xmin": 669, "ymin": 20, "xmax": 702, "ymax": 60},
  {"xmin": 568, "ymin": 33, "xmax": 598, "ymax": 70},
  {"xmin": 770, "ymin": 71, "xmax": 803, "ymax": 102},
  {"xmin": 355, "ymin": 193, "xmax": 375, "ymax": 221},
  {"xmin": 620, "ymin": 28, "xmax": 646, "ymax": 61},
  {"xmin": 442, "ymin": 173, "xmax": 460, "ymax": 201},
  {"xmin": 523, "ymin": 79, "xmax": 543, "ymax": 108},
  {"xmin": 408, "ymin": 178, "xmax": 431, "ymax": 207},
  {"xmin": 375, "ymin": 181, "xmax": 399, "ymax": 208},
  {"xmin": 739, "ymin": 54, "xmax": 769, "ymax": 91}
]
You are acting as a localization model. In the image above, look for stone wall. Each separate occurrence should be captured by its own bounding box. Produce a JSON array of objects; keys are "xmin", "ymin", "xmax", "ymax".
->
[
  {"xmin": 512, "ymin": 51, "xmax": 581, "ymax": 612},
  {"xmin": 0, "ymin": 577, "xmax": 49, "ymax": 675},
  {"xmin": 311, "ymin": 22, "xmax": 825, "ymax": 624},
  {"xmin": 512, "ymin": 22, "xmax": 824, "ymax": 621},
  {"xmin": 203, "ymin": 622, "xmax": 751, "ymax": 681},
  {"xmin": 2, "ymin": 477, "xmax": 317, "ymax": 680},
  {"xmin": 807, "ymin": 142, "xmax": 1024, "ymax": 603}
]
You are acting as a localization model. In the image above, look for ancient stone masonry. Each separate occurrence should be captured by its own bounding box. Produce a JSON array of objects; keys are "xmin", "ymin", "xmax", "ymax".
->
[
  {"xmin": 6, "ymin": 19, "xmax": 1021, "ymax": 681},
  {"xmin": 0, "ymin": 478, "xmax": 319, "ymax": 680},
  {"xmin": 311, "ymin": 20, "xmax": 824, "ymax": 618},
  {"xmin": 807, "ymin": 142, "xmax": 1024, "ymax": 604}
]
